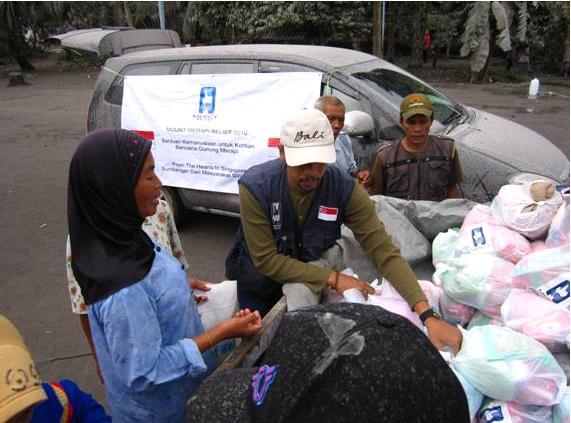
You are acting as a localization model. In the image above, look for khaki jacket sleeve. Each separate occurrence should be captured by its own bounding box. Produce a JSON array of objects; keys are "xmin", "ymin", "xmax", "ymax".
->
[
  {"xmin": 239, "ymin": 184, "xmax": 330, "ymax": 293},
  {"xmin": 343, "ymin": 184, "xmax": 427, "ymax": 308}
]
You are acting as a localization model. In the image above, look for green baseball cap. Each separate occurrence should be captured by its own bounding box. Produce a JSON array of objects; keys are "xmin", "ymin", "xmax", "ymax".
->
[{"xmin": 400, "ymin": 93, "xmax": 433, "ymax": 120}]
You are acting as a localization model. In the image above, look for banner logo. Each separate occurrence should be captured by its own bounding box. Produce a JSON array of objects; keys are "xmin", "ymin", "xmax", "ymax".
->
[{"xmin": 199, "ymin": 87, "xmax": 216, "ymax": 114}]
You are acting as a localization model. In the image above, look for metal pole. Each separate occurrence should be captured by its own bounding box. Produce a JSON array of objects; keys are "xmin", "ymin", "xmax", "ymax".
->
[
  {"xmin": 380, "ymin": 1, "xmax": 386, "ymax": 59},
  {"xmin": 158, "ymin": 1, "xmax": 166, "ymax": 29}
]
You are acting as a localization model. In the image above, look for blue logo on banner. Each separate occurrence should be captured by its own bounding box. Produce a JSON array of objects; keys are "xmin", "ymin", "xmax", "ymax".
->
[
  {"xmin": 479, "ymin": 405, "xmax": 504, "ymax": 422},
  {"xmin": 471, "ymin": 226, "xmax": 487, "ymax": 247},
  {"xmin": 199, "ymin": 87, "xmax": 216, "ymax": 113},
  {"xmin": 546, "ymin": 280, "xmax": 570, "ymax": 303}
]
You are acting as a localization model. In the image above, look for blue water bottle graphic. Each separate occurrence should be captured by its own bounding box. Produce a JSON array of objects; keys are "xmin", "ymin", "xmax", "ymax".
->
[
  {"xmin": 471, "ymin": 226, "xmax": 486, "ymax": 247},
  {"xmin": 199, "ymin": 87, "xmax": 216, "ymax": 114}
]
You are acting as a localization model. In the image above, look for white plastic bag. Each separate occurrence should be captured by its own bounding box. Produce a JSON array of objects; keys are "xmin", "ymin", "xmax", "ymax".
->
[
  {"xmin": 456, "ymin": 205, "xmax": 532, "ymax": 263},
  {"xmin": 511, "ymin": 245, "xmax": 570, "ymax": 289},
  {"xmin": 501, "ymin": 289, "xmax": 570, "ymax": 352},
  {"xmin": 553, "ymin": 386, "xmax": 570, "ymax": 423},
  {"xmin": 197, "ymin": 280, "xmax": 239, "ymax": 330},
  {"xmin": 452, "ymin": 326, "xmax": 567, "ymax": 405},
  {"xmin": 491, "ymin": 182, "xmax": 563, "ymax": 240},
  {"xmin": 453, "ymin": 369, "xmax": 484, "ymax": 422},
  {"xmin": 477, "ymin": 399, "xmax": 552, "ymax": 423},
  {"xmin": 546, "ymin": 198, "xmax": 570, "ymax": 248},
  {"xmin": 467, "ymin": 310, "xmax": 503, "ymax": 330},
  {"xmin": 438, "ymin": 255, "xmax": 518, "ymax": 318},
  {"xmin": 432, "ymin": 228, "xmax": 460, "ymax": 266}
]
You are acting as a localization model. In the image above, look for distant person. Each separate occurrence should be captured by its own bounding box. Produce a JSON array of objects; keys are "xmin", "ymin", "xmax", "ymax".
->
[
  {"xmin": 225, "ymin": 109, "xmax": 462, "ymax": 356},
  {"xmin": 423, "ymin": 30, "xmax": 432, "ymax": 64},
  {"xmin": 66, "ymin": 198, "xmax": 210, "ymax": 379},
  {"xmin": 68, "ymin": 129, "xmax": 261, "ymax": 422},
  {"xmin": 0, "ymin": 314, "xmax": 111, "ymax": 423},
  {"xmin": 370, "ymin": 93, "xmax": 463, "ymax": 200},
  {"xmin": 314, "ymin": 95, "xmax": 372, "ymax": 188}
]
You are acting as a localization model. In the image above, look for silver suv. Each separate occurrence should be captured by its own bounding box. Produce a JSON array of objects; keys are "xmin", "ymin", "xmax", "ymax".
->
[{"xmin": 87, "ymin": 43, "xmax": 570, "ymax": 223}]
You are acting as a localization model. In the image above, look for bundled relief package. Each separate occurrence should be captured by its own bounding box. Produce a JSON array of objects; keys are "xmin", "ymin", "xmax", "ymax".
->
[
  {"xmin": 432, "ymin": 228, "xmax": 460, "ymax": 266},
  {"xmin": 511, "ymin": 245, "xmax": 570, "ymax": 289},
  {"xmin": 455, "ymin": 205, "xmax": 531, "ymax": 264},
  {"xmin": 546, "ymin": 192, "xmax": 570, "ymax": 248},
  {"xmin": 197, "ymin": 280, "xmax": 239, "ymax": 366},
  {"xmin": 451, "ymin": 325, "xmax": 567, "ymax": 406},
  {"xmin": 501, "ymin": 289, "xmax": 570, "ymax": 352},
  {"xmin": 491, "ymin": 181, "xmax": 563, "ymax": 240},
  {"xmin": 439, "ymin": 290, "xmax": 476, "ymax": 326},
  {"xmin": 553, "ymin": 386, "xmax": 569, "ymax": 423},
  {"xmin": 467, "ymin": 310, "xmax": 503, "ymax": 329},
  {"xmin": 437, "ymin": 255, "xmax": 520, "ymax": 318},
  {"xmin": 477, "ymin": 399, "xmax": 553, "ymax": 423},
  {"xmin": 453, "ymin": 369, "xmax": 484, "ymax": 422}
]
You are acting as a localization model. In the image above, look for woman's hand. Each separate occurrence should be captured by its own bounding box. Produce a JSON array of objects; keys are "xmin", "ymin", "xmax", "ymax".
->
[
  {"xmin": 188, "ymin": 277, "xmax": 210, "ymax": 304},
  {"xmin": 227, "ymin": 309, "xmax": 262, "ymax": 338}
]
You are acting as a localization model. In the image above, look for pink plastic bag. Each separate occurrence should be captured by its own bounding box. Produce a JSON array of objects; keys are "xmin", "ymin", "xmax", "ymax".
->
[
  {"xmin": 530, "ymin": 240, "xmax": 548, "ymax": 253},
  {"xmin": 456, "ymin": 205, "xmax": 531, "ymax": 264},
  {"xmin": 511, "ymin": 245, "xmax": 570, "ymax": 289},
  {"xmin": 439, "ymin": 291, "xmax": 476, "ymax": 326},
  {"xmin": 546, "ymin": 198, "xmax": 570, "ymax": 248},
  {"xmin": 438, "ymin": 255, "xmax": 520, "ymax": 318},
  {"xmin": 501, "ymin": 289, "xmax": 570, "ymax": 352}
]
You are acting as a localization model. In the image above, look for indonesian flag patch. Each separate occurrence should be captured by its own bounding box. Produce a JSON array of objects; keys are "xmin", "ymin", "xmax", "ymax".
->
[{"xmin": 318, "ymin": 205, "xmax": 338, "ymax": 221}]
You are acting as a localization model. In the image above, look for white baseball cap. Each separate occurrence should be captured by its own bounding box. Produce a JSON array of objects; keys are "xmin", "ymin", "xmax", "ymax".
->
[{"xmin": 280, "ymin": 109, "xmax": 336, "ymax": 167}]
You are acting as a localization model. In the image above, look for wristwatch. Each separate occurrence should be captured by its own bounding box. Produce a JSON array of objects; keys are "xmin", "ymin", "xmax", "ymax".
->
[{"xmin": 419, "ymin": 308, "xmax": 442, "ymax": 326}]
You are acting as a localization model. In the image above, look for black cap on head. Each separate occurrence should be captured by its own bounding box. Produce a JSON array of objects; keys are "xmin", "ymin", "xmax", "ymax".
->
[{"xmin": 188, "ymin": 303, "xmax": 469, "ymax": 423}]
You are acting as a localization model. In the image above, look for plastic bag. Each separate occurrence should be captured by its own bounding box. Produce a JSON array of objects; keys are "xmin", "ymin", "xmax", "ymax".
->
[
  {"xmin": 439, "ymin": 290, "xmax": 476, "ymax": 326},
  {"xmin": 467, "ymin": 310, "xmax": 503, "ymax": 330},
  {"xmin": 491, "ymin": 181, "xmax": 563, "ymax": 240},
  {"xmin": 456, "ymin": 205, "xmax": 531, "ymax": 264},
  {"xmin": 452, "ymin": 325, "xmax": 567, "ymax": 405},
  {"xmin": 197, "ymin": 280, "xmax": 239, "ymax": 330},
  {"xmin": 432, "ymin": 228, "xmax": 460, "ymax": 267},
  {"xmin": 501, "ymin": 289, "xmax": 570, "ymax": 352},
  {"xmin": 531, "ymin": 240, "xmax": 549, "ymax": 253},
  {"xmin": 365, "ymin": 279, "xmax": 423, "ymax": 330},
  {"xmin": 553, "ymin": 387, "xmax": 570, "ymax": 423},
  {"xmin": 511, "ymin": 245, "xmax": 570, "ymax": 290},
  {"xmin": 438, "ymin": 255, "xmax": 518, "ymax": 318},
  {"xmin": 546, "ymin": 199, "xmax": 570, "ymax": 248},
  {"xmin": 477, "ymin": 399, "xmax": 552, "ymax": 423},
  {"xmin": 453, "ymin": 369, "xmax": 484, "ymax": 422}
]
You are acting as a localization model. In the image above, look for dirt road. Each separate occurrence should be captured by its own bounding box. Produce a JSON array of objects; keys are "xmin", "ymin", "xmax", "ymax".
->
[{"xmin": 0, "ymin": 58, "xmax": 568, "ymax": 409}]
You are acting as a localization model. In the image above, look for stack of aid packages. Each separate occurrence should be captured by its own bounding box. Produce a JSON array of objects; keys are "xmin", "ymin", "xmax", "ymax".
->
[{"xmin": 334, "ymin": 181, "xmax": 571, "ymax": 422}]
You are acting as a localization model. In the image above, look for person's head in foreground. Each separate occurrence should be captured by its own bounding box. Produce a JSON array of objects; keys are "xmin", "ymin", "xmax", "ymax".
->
[
  {"xmin": 279, "ymin": 108, "xmax": 336, "ymax": 195},
  {"xmin": 187, "ymin": 303, "xmax": 470, "ymax": 423},
  {"xmin": 0, "ymin": 314, "xmax": 47, "ymax": 423}
]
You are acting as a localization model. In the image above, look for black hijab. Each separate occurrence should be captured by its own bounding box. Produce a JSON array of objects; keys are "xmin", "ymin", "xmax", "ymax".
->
[{"xmin": 68, "ymin": 129, "xmax": 155, "ymax": 304}]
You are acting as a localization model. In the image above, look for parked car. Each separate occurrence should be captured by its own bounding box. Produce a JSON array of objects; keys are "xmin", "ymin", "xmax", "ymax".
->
[{"xmin": 86, "ymin": 42, "xmax": 570, "ymax": 224}]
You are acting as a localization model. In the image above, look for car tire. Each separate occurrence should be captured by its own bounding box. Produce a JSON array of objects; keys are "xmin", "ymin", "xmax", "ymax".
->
[{"xmin": 162, "ymin": 187, "xmax": 185, "ymax": 228}]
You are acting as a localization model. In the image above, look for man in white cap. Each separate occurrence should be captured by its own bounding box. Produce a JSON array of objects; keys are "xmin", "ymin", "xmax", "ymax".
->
[{"xmin": 226, "ymin": 109, "xmax": 462, "ymax": 354}]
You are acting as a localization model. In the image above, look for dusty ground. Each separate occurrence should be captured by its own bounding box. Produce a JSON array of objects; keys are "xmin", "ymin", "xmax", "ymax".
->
[{"xmin": 0, "ymin": 55, "xmax": 569, "ymax": 411}]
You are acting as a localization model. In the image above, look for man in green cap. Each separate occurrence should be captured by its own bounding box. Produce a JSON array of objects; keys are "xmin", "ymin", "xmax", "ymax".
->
[{"xmin": 370, "ymin": 93, "xmax": 463, "ymax": 201}]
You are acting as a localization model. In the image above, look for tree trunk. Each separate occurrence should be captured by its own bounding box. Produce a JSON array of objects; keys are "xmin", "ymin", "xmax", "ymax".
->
[
  {"xmin": 387, "ymin": 2, "xmax": 396, "ymax": 62},
  {"xmin": 411, "ymin": 3, "xmax": 427, "ymax": 66},
  {"xmin": 123, "ymin": 1, "xmax": 134, "ymax": 27},
  {"xmin": 373, "ymin": 2, "xmax": 381, "ymax": 58}
]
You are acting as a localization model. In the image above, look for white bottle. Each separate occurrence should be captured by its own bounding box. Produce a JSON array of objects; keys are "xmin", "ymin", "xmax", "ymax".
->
[{"xmin": 528, "ymin": 78, "xmax": 540, "ymax": 99}]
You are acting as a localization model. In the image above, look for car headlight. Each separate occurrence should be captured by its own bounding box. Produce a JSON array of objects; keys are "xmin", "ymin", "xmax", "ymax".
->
[{"xmin": 508, "ymin": 172, "xmax": 559, "ymax": 186}]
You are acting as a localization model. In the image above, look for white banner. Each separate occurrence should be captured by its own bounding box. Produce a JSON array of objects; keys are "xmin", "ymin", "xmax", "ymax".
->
[{"xmin": 121, "ymin": 72, "xmax": 322, "ymax": 194}]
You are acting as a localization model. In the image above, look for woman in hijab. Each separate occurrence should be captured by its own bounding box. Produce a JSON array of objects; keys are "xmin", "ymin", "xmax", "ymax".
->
[{"xmin": 68, "ymin": 129, "xmax": 262, "ymax": 422}]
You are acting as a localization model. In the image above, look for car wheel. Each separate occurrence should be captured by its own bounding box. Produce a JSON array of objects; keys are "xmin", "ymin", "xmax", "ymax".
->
[{"xmin": 162, "ymin": 187, "xmax": 185, "ymax": 228}]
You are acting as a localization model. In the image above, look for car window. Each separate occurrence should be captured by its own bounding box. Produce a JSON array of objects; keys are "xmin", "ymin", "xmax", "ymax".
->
[
  {"xmin": 190, "ymin": 62, "xmax": 255, "ymax": 74},
  {"xmin": 105, "ymin": 61, "xmax": 181, "ymax": 106},
  {"xmin": 258, "ymin": 60, "xmax": 320, "ymax": 73},
  {"xmin": 352, "ymin": 68, "xmax": 463, "ymax": 125}
]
